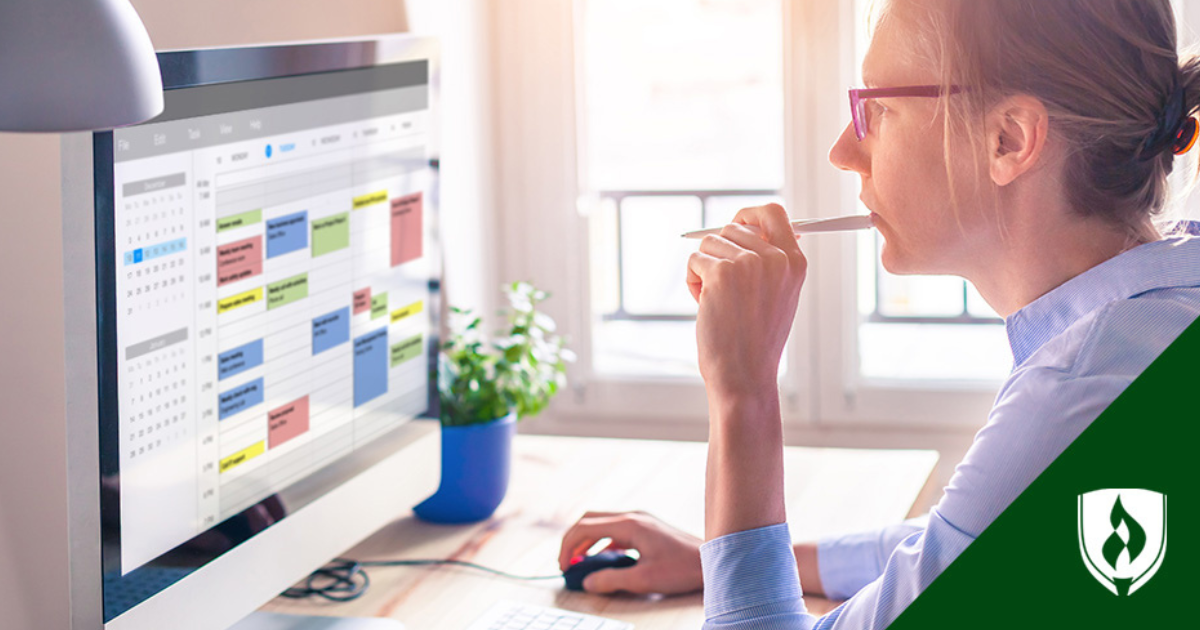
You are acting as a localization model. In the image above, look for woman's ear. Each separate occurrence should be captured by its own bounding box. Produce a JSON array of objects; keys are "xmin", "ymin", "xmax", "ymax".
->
[{"xmin": 987, "ymin": 94, "xmax": 1049, "ymax": 186}]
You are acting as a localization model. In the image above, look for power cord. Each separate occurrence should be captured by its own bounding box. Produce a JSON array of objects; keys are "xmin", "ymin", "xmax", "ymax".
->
[{"xmin": 280, "ymin": 558, "xmax": 562, "ymax": 602}]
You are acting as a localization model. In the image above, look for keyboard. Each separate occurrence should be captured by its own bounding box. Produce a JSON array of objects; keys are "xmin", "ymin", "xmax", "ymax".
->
[{"xmin": 466, "ymin": 600, "xmax": 633, "ymax": 630}]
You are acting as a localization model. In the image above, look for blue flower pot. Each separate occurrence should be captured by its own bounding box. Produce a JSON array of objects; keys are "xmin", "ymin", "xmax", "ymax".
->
[{"xmin": 413, "ymin": 412, "xmax": 516, "ymax": 524}]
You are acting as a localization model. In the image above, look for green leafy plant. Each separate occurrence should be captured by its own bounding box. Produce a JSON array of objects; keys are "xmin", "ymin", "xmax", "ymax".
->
[{"xmin": 438, "ymin": 282, "xmax": 575, "ymax": 427}]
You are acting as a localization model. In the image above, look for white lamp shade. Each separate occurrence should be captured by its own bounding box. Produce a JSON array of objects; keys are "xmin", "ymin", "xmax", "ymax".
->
[{"xmin": 0, "ymin": 0, "xmax": 163, "ymax": 132}]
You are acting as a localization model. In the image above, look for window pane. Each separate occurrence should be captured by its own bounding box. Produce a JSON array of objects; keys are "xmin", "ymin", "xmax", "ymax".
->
[
  {"xmin": 620, "ymin": 196, "xmax": 702, "ymax": 315},
  {"xmin": 580, "ymin": 0, "xmax": 784, "ymax": 191},
  {"xmin": 594, "ymin": 320, "xmax": 699, "ymax": 377},
  {"xmin": 860, "ymin": 323, "xmax": 1011, "ymax": 381}
]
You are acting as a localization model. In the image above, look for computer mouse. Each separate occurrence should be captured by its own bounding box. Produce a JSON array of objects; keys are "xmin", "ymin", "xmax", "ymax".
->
[{"xmin": 563, "ymin": 550, "xmax": 639, "ymax": 591}]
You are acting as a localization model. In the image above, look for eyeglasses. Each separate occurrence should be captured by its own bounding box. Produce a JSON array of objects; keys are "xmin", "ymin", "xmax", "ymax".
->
[{"xmin": 849, "ymin": 85, "xmax": 964, "ymax": 140}]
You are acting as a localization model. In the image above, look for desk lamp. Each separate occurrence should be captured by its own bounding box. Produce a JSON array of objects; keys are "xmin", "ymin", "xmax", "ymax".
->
[{"xmin": 0, "ymin": 0, "xmax": 162, "ymax": 131}]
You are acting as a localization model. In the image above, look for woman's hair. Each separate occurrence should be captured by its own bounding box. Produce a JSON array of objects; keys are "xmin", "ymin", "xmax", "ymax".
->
[{"xmin": 890, "ymin": 0, "xmax": 1200, "ymax": 239}]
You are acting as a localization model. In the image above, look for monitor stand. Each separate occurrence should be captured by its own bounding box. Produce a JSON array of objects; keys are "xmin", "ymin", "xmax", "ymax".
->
[{"xmin": 230, "ymin": 612, "xmax": 404, "ymax": 630}]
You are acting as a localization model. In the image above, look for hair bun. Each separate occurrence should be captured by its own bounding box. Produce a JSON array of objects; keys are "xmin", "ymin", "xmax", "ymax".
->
[{"xmin": 1138, "ymin": 83, "xmax": 1188, "ymax": 160}]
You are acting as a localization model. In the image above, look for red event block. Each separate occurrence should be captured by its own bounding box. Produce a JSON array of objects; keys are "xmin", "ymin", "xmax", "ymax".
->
[
  {"xmin": 216, "ymin": 235, "xmax": 263, "ymax": 287},
  {"xmin": 267, "ymin": 396, "xmax": 310, "ymax": 449},
  {"xmin": 353, "ymin": 287, "xmax": 372, "ymax": 315},
  {"xmin": 390, "ymin": 192, "xmax": 423, "ymax": 267}
]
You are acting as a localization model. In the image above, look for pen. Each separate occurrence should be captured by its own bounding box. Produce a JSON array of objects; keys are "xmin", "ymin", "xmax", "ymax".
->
[{"xmin": 680, "ymin": 214, "xmax": 874, "ymax": 239}]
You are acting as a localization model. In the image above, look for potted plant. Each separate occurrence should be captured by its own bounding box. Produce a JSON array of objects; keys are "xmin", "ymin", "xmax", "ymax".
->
[{"xmin": 413, "ymin": 282, "xmax": 574, "ymax": 523}]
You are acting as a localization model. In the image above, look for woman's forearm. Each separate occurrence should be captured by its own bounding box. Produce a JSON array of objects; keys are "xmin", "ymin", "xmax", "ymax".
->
[{"xmin": 704, "ymin": 390, "xmax": 788, "ymax": 540}]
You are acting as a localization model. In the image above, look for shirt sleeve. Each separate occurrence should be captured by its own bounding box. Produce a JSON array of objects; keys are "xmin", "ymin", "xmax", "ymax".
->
[
  {"xmin": 700, "ymin": 367, "xmax": 1131, "ymax": 630},
  {"xmin": 700, "ymin": 523, "xmax": 818, "ymax": 630},
  {"xmin": 815, "ymin": 516, "xmax": 929, "ymax": 600}
]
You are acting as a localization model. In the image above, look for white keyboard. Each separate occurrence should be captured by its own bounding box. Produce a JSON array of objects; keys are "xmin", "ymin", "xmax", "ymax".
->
[{"xmin": 466, "ymin": 601, "xmax": 633, "ymax": 630}]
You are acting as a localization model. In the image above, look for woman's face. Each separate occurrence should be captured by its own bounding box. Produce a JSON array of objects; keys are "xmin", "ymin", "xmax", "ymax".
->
[{"xmin": 828, "ymin": 3, "xmax": 990, "ymax": 276}]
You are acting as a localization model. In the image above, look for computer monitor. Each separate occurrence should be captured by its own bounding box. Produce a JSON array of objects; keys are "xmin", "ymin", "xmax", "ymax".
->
[{"xmin": 59, "ymin": 35, "xmax": 442, "ymax": 630}]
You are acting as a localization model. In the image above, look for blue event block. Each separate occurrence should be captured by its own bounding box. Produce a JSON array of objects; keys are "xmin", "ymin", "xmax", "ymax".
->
[
  {"xmin": 218, "ymin": 339, "xmax": 264, "ymax": 381},
  {"xmin": 266, "ymin": 211, "xmax": 308, "ymax": 258},
  {"xmin": 353, "ymin": 327, "xmax": 388, "ymax": 407},
  {"xmin": 312, "ymin": 307, "xmax": 351, "ymax": 355},
  {"xmin": 218, "ymin": 377, "xmax": 264, "ymax": 420}
]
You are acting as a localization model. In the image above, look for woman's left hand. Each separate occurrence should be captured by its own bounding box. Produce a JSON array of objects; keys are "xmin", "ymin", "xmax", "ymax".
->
[{"xmin": 686, "ymin": 203, "xmax": 808, "ymax": 402}]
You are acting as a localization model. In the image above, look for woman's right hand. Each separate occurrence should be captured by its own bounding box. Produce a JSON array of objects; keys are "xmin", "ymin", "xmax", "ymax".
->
[{"xmin": 558, "ymin": 511, "xmax": 704, "ymax": 595}]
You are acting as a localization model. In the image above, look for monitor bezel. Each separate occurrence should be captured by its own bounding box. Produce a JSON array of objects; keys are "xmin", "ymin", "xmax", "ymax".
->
[{"xmin": 63, "ymin": 33, "xmax": 443, "ymax": 630}]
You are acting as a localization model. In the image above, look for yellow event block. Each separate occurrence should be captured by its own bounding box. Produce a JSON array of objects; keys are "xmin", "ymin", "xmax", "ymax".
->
[
  {"xmin": 353, "ymin": 190, "xmax": 388, "ymax": 209},
  {"xmin": 219, "ymin": 441, "xmax": 265, "ymax": 473},
  {"xmin": 218, "ymin": 287, "xmax": 263, "ymax": 314},
  {"xmin": 391, "ymin": 300, "xmax": 424, "ymax": 323}
]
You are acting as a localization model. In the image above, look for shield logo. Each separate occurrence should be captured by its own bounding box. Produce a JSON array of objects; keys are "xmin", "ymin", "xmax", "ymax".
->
[{"xmin": 1077, "ymin": 489, "xmax": 1167, "ymax": 596}]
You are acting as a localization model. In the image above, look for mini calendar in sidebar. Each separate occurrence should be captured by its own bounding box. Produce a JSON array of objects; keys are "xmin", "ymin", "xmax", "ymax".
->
[
  {"xmin": 114, "ymin": 168, "xmax": 198, "ymax": 470},
  {"xmin": 121, "ymin": 186, "xmax": 190, "ymax": 317}
]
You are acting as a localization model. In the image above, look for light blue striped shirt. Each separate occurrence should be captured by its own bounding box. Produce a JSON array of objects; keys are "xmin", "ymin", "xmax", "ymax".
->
[{"xmin": 700, "ymin": 225, "xmax": 1200, "ymax": 629}]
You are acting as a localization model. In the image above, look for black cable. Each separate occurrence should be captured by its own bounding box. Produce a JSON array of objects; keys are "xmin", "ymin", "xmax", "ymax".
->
[{"xmin": 280, "ymin": 558, "xmax": 561, "ymax": 602}]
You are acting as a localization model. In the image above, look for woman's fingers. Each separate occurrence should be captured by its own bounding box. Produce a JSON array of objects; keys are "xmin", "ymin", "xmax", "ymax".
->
[
  {"xmin": 582, "ymin": 566, "xmax": 651, "ymax": 594},
  {"xmin": 558, "ymin": 515, "xmax": 642, "ymax": 571},
  {"xmin": 732, "ymin": 203, "xmax": 802, "ymax": 253}
]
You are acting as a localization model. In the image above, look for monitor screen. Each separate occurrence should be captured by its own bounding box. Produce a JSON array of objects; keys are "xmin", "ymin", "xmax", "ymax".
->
[{"xmin": 95, "ymin": 42, "xmax": 440, "ymax": 623}]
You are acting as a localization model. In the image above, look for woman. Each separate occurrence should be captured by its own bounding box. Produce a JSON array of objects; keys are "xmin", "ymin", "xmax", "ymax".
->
[{"xmin": 559, "ymin": 0, "xmax": 1200, "ymax": 628}]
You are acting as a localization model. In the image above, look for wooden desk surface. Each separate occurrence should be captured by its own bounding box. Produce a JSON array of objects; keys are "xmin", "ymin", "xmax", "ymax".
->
[{"xmin": 262, "ymin": 435, "xmax": 938, "ymax": 629}]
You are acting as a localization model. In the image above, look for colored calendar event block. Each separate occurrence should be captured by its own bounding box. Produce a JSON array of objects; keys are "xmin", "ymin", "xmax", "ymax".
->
[
  {"xmin": 390, "ymin": 334, "xmax": 423, "ymax": 368},
  {"xmin": 216, "ymin": 235, "xmax": 263, "ymax": 287},
  {"xmin": 312, "ymin": 307, "xmax": 350, "ymax": 354},
  {"xmin": 217, "ymin": 209, "xmax": 262, "ymax": 233},
  {"xmin": 353, "ymin": 288, "xmax": 371, "ymax": 315},
  {"xmin": 267, "ymin": 273, "xmax": 308, "ymax": 310},
  {"xmin": 218, "ymin": 287, "xmax": 263, "ymax": 314},
  {"xmin": 353, "ymin": 328, "xmax": 388, "ymax": 407},
  {"xmin": 370, "ymin": 292, "xmax": 388, "ymax": 320},
  {"xmin": 219, "ymin": 377, "xmax": 264, "ymax": 420},
  {"xmin": 218, "ymin": 339, "xmax": 264, "ymax": 381},
  {"xmin": 311, "ymin": 212, "xmax": 350, "ymax": 257},
  {"xmin": 390, "ymin": 192, "xmax": 423, "ymax": 267},
  {"xmin": 353, "ymin": 190, "xmax": 388, "ymax": 209},
  {"xmin": 266, "ymin": 211, "xmax": 308, "ymax": 258},
  {"xmin": 219, "ymin": 441, "xmax": 265, "ymax": 474},
  {"xmin": 268, "ymin": 396, "xmax": 310, "ymax": 449},
  {"xmin": 390, "ymin": 300, "xmax": 423, "ymax": 323}
]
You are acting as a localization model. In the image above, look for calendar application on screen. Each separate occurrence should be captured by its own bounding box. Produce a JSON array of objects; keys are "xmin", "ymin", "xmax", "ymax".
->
[{"xmin": 112, "ymin": 81, "xmax": 432, "ymax": 574}]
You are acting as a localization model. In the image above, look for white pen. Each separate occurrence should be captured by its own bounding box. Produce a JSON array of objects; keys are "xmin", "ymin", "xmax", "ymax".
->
[{"xmin": 681, "ymin": 214, "xmax": 874, "ymax": 239}]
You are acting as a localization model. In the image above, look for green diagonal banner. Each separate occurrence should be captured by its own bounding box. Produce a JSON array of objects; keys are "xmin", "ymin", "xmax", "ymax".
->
[{"xmin": 887, "ymin": 317, "xmax": 1200, "ymax": 627}]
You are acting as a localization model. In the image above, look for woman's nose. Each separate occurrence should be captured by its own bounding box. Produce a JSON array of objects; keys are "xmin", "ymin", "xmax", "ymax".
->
[{"xmin": 829, "ymin": 122, "xmax": 868, "ymax": 175}]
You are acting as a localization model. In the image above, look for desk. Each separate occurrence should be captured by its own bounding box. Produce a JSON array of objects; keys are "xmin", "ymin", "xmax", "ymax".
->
[{"xmin": 262, "ymin": 435, "xmax": 938, "ymax": 629}]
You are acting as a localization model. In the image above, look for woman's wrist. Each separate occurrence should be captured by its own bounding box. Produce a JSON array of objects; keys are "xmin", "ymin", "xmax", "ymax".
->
[{"xmin": 704, "ymin": 389, "xmax": 787, "ymax": 539}]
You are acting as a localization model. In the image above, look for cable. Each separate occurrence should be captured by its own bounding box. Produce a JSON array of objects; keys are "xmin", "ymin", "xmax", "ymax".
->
[{"xmin": 280, "ymin": 558, "xmax": 562, "ymax": 602}]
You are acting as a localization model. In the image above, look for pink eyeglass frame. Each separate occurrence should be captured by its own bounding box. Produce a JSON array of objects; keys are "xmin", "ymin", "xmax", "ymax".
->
[{"xmin": 849, "ymin": 85, "xmax": 965, "ymax": 140}]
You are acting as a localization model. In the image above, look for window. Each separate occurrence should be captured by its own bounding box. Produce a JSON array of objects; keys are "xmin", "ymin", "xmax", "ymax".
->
[
  {"xmin": 489, "ymin": 0, "xmax": 1200, "ymax": 431},
  {"xmin": 577, "ymin": 0, "xmax": 785, "ymax": 378}
]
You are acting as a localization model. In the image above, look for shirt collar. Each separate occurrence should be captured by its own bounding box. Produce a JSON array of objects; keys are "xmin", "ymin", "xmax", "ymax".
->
[{"xmin": 1005, "ymin": 221, "xmax": 1200, "ymax": 368}]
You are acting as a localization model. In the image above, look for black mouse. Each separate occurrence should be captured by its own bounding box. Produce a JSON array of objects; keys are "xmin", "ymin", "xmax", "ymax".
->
[{"xmin": 562, "ymin": 550, "xmax": 639, "ymax": 591}]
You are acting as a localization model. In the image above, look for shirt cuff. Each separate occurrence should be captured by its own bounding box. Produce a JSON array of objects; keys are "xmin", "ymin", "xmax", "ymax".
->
[{"xmin": 700, "ymin": 523, "xmax": 806, "ymax": 619}]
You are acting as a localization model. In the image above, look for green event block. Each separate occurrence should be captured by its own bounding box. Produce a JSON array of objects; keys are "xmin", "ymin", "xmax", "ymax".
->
[
  {"xmin": 266, "ymin": 273, "xmax": 308, "ymax": 310},
  {"xmin": 370, "ymin": 292, "xmax": 388, "ymax": 320},
  {"xmin": 390, "ymin": 334, "xmax": 423, "ymax": 367},
  {"xmin": 311, "ymin": 212, "xmax": 350, "ymax": 257},
  {"xmin": 216, "ymin": 209, "xmax": 262, "ymax": 233}
]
